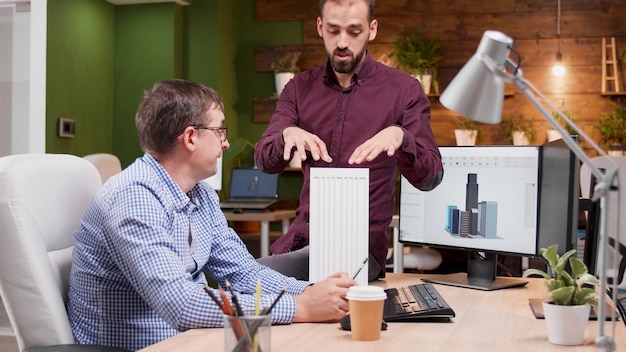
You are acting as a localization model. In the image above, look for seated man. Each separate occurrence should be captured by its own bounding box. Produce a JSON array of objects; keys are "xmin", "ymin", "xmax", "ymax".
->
[{"xmin": 67, "ymin": 79, "xmax": 356, "ymax": 351}]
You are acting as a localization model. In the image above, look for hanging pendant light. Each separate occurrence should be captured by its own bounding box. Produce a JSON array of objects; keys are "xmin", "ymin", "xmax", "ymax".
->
[{"xmin": 552, "ymin": 0, "xmax": 565, "ymax": 76}]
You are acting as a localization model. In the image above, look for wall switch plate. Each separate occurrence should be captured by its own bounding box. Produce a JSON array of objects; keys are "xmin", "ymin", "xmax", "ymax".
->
[{"xmin": 58, "ymin": 117, "xmax": 75, "ymax": 138}]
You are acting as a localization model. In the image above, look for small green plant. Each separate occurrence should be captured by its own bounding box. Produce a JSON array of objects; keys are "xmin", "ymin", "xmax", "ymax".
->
[
  {"xmin": 270, "ymin": 51, "xmax": 301, "ymax": 74},
  {"xmin": 500, "ymin": 115, "xmax": 536, "ymax": 144},
  {"xmin": 390, "ymin": 29, "xmax": 441, "ymax": 93},
  {"xmin": 619, "ymin": 48, "xmax": 626, "ymax": 64},
  {"xmin": 223, "ymin": 137, "xmax": 255, "ymax": 168},
  {"xmin": 522, "ymin": 244, "xmax": 599, "ymax": 306},
  {"xmin": 456, "ymin": 117, "xmax": 482, "ymax": 142},
  {"xmin": 551, "ymin": 110, "xmax": 578, "ymax": 136},
  {"xmin": 597, "ymin": 103, "xmax": 626, "ymax": 149}
]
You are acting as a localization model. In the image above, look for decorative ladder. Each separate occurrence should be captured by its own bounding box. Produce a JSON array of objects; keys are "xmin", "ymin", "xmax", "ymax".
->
[{"xmin": 601, "ymin": 37, "xmax": 621, "ymax": 94}]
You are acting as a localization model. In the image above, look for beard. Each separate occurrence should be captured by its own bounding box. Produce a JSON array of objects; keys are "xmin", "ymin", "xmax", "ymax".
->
[{"xmin": 329, "ymin": 46, "xmax": 367, "ymax": 74}]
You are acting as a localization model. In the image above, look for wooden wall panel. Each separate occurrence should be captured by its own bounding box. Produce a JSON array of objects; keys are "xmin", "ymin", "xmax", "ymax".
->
[{"xmin": 254, "ymin": 0, "xmax": 626, "ymax": 152}]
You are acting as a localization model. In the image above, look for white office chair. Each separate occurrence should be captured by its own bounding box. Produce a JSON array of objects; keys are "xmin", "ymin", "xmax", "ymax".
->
[
  {"xmin": 0, "ymin": 154, "xmax": 129, "ymax": 352},
  {"xmin": 82, "ymin": 153, "xmax": 122, "ymax": 184},
  {"xmin": 579, "ymin": 156, "xmax": 626, "ymax": 290}
]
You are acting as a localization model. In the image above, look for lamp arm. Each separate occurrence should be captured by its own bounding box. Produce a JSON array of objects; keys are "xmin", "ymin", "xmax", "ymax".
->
[{"xmin": 495, "ymin": 65, "xmax": 619, "ymax": 352}]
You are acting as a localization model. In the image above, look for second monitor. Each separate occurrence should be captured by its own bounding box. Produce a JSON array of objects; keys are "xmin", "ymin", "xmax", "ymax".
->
[{"xmin": 399, "ymin": 141, "xmax": 579, "ymax": 290}]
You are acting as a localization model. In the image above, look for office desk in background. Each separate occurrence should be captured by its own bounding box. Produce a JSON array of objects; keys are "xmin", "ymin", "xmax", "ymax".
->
[
  {"xmin": 223, "ymin": 209, "xmax": 296, "ymax": 257},
  {"xmin": 139, "ymin": 273, "xmax": 624, "ymax": 352}
]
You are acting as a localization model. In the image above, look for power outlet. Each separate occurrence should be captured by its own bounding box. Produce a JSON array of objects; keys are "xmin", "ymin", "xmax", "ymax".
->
[{"xmin": 58, "ymin": 117, "xmax": 75, "ymax": 138}]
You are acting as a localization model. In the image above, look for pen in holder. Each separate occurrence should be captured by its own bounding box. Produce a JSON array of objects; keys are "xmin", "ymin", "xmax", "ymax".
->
[{"xmin": 224, "ymin": 309, "xmax": 271, "ymax": 352}]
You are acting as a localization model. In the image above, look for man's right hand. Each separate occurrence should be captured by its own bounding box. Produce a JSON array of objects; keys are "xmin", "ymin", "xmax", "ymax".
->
[
  {"xmin": 282, "ymin": 127, "xmax": 333, "ymax": 164},
  {"xmin": 293, "ymin": 272, "xmax": 356, "ymax": 322}
]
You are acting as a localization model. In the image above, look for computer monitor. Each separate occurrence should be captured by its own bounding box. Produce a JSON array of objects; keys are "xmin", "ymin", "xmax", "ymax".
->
[{"xmin": 399, "ymin": 139, "xmax": 579, "ymax": 290}]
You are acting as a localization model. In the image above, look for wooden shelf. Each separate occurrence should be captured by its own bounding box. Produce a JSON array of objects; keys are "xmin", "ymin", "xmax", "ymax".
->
[{"xmin": 254, "ymin": 96, "xmax": 278, "ymax": 123}]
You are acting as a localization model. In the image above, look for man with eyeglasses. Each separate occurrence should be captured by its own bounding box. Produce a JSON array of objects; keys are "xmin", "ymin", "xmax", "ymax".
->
[{"xmin": 67, "ymin": 79, "xmax": 356, "ymax": 351}]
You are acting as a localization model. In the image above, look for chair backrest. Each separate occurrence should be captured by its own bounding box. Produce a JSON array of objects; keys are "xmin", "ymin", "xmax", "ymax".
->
[
  {"xmin": 580, "ymin": 156, "xmax": 626, "ymax": 289},
  {"xmin": 0, "ymin": 154, "xmax": 101, "ymax": 350},
  {"xmin": 83, "ymin": 153, "xmax": 122, "ymax": 183}
]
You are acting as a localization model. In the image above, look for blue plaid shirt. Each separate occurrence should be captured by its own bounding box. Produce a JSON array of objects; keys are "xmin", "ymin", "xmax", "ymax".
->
[{"xmin": 67, "ymin": 154, "xmax": 308, "ymax": 351}]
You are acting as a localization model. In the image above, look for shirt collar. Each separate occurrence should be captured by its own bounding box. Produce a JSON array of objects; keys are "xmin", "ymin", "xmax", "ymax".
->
[{"xmin": 141, "ymin": 153, "xmax": 197, "ymax": 210}]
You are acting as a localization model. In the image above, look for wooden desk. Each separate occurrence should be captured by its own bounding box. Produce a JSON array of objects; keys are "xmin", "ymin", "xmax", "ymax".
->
[
  {"xmin": 223, "ymin": 209, "xmax": 296, "ymax": 257},
  {"xmin": 139, "ymin": 273, "xmax": 624, "ymax": 351}
]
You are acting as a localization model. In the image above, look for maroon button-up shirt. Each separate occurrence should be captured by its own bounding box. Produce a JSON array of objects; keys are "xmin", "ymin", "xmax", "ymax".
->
[{"xmin": 255, "ymin": 52, "xmax": 443, "ymax": 277}]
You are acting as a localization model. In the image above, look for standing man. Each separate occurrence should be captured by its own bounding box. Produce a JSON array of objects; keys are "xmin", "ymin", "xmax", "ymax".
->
[
  {"xmin": 67, "ymin": 80, "xmax": 355, "ymax": 351},
  {"xmin": 255, "ymin": 0, "xmax": 444, "ymax": 281}
]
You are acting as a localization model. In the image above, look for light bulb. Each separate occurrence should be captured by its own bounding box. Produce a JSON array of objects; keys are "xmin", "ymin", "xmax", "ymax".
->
[{"xmin": 552, "ymin": 52, "xmax": 565, "ymax": 76}]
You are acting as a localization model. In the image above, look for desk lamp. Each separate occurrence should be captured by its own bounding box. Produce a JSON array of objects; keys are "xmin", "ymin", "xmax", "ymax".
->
[{"xmin": 440, "ymin": 30, "xmax": 619, "ymax": 352}]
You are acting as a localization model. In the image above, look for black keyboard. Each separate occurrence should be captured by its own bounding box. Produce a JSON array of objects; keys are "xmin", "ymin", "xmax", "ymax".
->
[{"xmin": 383, "ymin": 282, "xmax": 456, "ymax": 322}]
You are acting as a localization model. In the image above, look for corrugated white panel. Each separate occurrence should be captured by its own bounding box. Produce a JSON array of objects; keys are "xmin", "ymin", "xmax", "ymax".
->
[{"xmin": 309, "ymin": 167, "xmax": 369, "ymax": 286}]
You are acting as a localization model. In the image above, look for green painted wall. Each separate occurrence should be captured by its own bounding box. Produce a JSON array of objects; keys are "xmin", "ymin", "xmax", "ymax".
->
[
  {"xmin": 113, "ymin": 3, "xmax": 183, "ymax": 167},
  {"xmin": 235, "ymin": 0, "xmax": 303, "ymax": 199},
  {"xmin": 45, "ymin": 0, "xmax": 301, "ymax": 198},
  {"xmin": 46, "ymin": 0, "xmax": 115, "ymax": 155}
]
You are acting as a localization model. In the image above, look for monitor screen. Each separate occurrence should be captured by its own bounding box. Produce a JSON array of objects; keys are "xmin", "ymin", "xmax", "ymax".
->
[{"xmin": 399, "ymin": 140, "xmax": 579, "ymax": 290}]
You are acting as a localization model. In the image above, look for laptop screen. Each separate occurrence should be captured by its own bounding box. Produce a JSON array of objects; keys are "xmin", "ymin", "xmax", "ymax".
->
[{"xmin": 228, "ymin": 168, "xmax": 279, "ymax": 199}]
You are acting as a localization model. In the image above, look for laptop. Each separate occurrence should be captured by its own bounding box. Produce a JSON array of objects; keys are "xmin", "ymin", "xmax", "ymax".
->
[{"xmin": 220, "ymin": 168, "xmax": 279, "ymax": 212}]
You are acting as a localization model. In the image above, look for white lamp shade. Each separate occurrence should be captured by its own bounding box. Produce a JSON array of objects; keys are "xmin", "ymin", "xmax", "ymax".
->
[{"xmin": 440, "ymin": 30, "xmax": 513, "ymax": 124}]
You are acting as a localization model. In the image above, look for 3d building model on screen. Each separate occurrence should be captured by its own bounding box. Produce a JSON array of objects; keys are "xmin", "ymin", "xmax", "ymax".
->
[{"xmin": 444, "ymin": 173, "xmax": 499, "ymax": 239}]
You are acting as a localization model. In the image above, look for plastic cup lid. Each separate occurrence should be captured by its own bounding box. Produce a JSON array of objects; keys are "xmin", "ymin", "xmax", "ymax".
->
[{"xmin": 346, "ymin": 285, "xmax": 387, "ymax": 301}]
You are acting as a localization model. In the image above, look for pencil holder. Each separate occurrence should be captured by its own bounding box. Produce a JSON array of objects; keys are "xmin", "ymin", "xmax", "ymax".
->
[{"xmin": 224, "ymin": 310, "xmax": 271, "ymax": 352}]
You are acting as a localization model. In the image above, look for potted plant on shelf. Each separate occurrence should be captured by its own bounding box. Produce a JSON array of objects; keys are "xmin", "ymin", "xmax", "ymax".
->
[
  {"xmin": 500, "ymin": 114, "xmax": 536, "ymax": 145},
  {"xmin": 270, "ymin": 51, "xmax": 301, "ymax": 96},
  {"xmin": 548, "ymin": 111, "xmax": 577, "ymax": 142},
  {"xmin": 454, "ymin": 117, "xmax": 481, "ymax": 146},
  {"xmin": 596, "ymin": 103, "xmax": 626, "ymax": 156},
  {"xmin": 522, "ymin": 244, "xmax": 599, "ymax": 345},
  {"xmin": 390, "ymin": 29, "xmax": 441, "ymax": 95}
]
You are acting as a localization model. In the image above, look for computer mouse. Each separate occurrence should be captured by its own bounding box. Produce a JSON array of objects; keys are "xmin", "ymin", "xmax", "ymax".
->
[{"xmin": 339, "ymin": 314, "xmax": 387, "ymax": 331}]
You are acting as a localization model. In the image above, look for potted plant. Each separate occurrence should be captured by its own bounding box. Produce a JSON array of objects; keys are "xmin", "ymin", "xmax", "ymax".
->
[
  {"xmin": 597, "ymin": 103, "xmax": 626, "ymax": 156},
  {"xmin": 270, "ymin": 51, "xmax": 301, "ymax": 96},
  {"xmin": 223, "ymin": 137, "xmax": 256, "ymax": 168},
  {"xmin": 500, "ymin": 114, "xmax": 536, "ymax": 145},
  {"xmin": 548, "ymin": 111, "xmax": 577, "ymax": 142},
  {"xmin": 390, "ymin": 29, "xmax": 441, "ymax": 95},
  {"xmin": 454, "ymin": 117, "xmax": 481, "ymax": 146},
  {"xmin": 522, "ymin": 244, "xmax": 599, "ymax": 345}
]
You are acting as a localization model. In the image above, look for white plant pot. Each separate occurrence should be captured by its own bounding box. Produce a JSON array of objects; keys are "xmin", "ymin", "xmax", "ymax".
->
[
  {"xmin": 274, "ymin": 72, "xmax": 295, "ymax": 96},
  {"xmin": 454, "ymin": 129, "xmax": 477, "ymax": 146},
  {"xmin": 542, "ymin": 302, "xmax": 590, "ymax": 346},
  {"xmin": 546, "ymin": 129, "xmax": 562, "ymax": 142},
  {"xmin": 416, "ymin": 74, "xmax": 432, "ymax": 95},
  {"xmin": 288, "ymin": 155, "xmax": 302, "ymax": 169},
  {"xmin": 512, "ymin": 131, "xmax": 529, "ymax": 145}
]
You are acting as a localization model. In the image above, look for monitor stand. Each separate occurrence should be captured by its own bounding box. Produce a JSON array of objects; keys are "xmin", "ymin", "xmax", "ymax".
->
[{"xmin": 421, "ymin": 252, "xmax": 529, "ymax": 291}]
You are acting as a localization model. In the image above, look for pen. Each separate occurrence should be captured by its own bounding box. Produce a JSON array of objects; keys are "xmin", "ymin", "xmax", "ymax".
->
[
  {"xmin": 219, "ymin": 287, "xmax": 236, "ymax": 316},
  {"xmin": 203, "ymin": 286, "xmax": 225, "ymax": 313},
  {"xmin": 352, "ymin": 257, "xmax": 369, "ymax": 280},
  {"xmin": 225, "ymin": 279, "xmax": 245, "ymax": 317},
  {"xmin": 261, "ymin": 286, "xmax": 288, "ymax": 315},
  {"xmin": 219, "ymin": 286, "xmax": 252, "ymax": 351}
]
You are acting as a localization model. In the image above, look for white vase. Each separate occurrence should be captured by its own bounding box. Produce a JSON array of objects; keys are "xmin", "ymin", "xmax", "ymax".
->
[
  {"xmin": 546, "ymin": 129, "xmax": 562, "ymax": 142},
  {"xmin": 274, "ymin": 72, "xmax": 295, "ymax": 96},
  {"xmin": 542, "ymin": 302, "xmax": 590, "ymax": 345},
  {"xmin": 288, "ymin": 155, "xmax": 302, "ymax": 169},
  {"xmin": 416, "ymin": 74, "xmax": 432, "ymax": 95},
  {"xmin": 454, "ymin": 129, "xmax": 477, "ymax": 146},
  {"xmin": 512, "ymin": 131, "xmax": 529, "ymax": 145}
]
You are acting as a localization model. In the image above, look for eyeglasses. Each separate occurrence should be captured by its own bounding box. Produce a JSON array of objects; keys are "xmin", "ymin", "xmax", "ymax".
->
[{"xmin": 191, "ymin": 126, "xmax": 228, "ymax": 142}]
